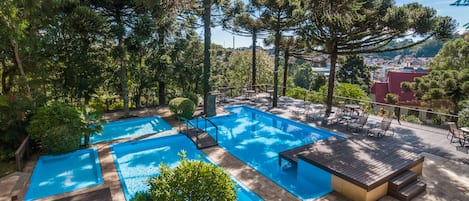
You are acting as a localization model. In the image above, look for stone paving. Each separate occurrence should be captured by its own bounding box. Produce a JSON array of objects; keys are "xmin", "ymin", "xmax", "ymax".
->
[{"xmin": 1, "ymin": 95, "xmax": 469, "ymax": 201}]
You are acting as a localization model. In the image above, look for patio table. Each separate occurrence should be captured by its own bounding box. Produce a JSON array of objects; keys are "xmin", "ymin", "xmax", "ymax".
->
[{"xmin": 345, "ymin": 104, "xmax": 361, "ymax": 116}]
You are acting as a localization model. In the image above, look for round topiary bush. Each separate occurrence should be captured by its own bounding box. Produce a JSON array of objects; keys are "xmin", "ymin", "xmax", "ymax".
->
[
  {"xmin": 147, "ymin": 152, "xmax": 237, "ymax": 201},
  {"xmin": 168, "ymin": 97, "xmax": 195, "ymax": 119},
  {"xmin": 181, "ymin": 91, "xmax": 199, "ymax": 106},
  {"xmin": 27, "ymin": 102, "xmax": 86, "ymax": 154}
]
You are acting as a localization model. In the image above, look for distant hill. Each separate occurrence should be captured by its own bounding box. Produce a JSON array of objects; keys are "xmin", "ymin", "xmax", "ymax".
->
[{"xmin": 371, "ymin": 39, "xmax": 444, "ymax": 59}]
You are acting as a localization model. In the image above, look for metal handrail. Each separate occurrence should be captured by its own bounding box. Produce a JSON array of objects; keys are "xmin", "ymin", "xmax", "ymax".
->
[
  {"xmin": 180, "ymin": 115, "xmax": 219, "ymax": 145},
  {"xmin": 200, "ymin": 115, "xmax": 218, "ymax": 143},
  {"xmin": 180, "ymin": 117, "xmax": 199, "ymax": 143}
]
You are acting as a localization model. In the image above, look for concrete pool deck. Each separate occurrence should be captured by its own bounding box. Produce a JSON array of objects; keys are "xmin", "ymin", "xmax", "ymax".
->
[{"xmin": 2, "ymin": 96, "xmax": 469, "ymax": 201}]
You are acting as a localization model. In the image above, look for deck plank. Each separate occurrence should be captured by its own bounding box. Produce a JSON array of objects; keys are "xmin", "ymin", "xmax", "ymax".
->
[
  {"xmin": 184, "ymin": 128, "xmax": 218, "ymax": 149},
  {"xmin": 280, "ymin": 136, "xmax": 424, "ymax": 191}
]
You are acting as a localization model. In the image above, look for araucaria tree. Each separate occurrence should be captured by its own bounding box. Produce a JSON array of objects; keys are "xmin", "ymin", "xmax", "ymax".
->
[
  {"xmin": 256, "ymin": 0, "xmax": 303, "ymax": 107},
  {"xmin": 300, "ymin": 0, "xmax": 455, "ymax": 114},
  {"xmin": 337, "ymin": 55, "xmax": 371, "ymax": 92},
  {"xmin": 223, "ymin": 0, "xmax": 267, "ymax": 90}
]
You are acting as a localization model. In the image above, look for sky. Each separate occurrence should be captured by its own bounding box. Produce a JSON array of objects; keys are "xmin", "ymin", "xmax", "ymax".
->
[{"xmin": 210, "ymin": 0, "xmax": 469, "ymax": 48}]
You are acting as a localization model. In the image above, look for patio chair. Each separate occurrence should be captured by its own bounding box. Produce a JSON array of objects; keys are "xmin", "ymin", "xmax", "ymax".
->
[
  {"xmin": 348, "ymin": 114, "xmax": 369, "ymax": 132},
  {"xmin": 367, "ymin": 117, "xmax": 393, "ymax": 137},
  {"xmin": 447, "ymin": 122, "xmax": 468, "ymax": 146},
  {"xmin": 323, "ymin": 110, "xmax": 343, "ymax": 125},
  {"xmin": 306, "ymin": 105, "xmax": 326, "ymax": 121}
]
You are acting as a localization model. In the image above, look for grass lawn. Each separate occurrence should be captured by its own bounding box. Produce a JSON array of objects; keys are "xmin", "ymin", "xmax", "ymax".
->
[{"xmin": 0, "ymin": 161, "xmax": 16, "ymax": 178}]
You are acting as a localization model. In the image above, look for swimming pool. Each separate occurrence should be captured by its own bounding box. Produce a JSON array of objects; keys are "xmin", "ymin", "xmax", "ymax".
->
[
  {"xmin": 111, "ymin": 134, "xmax": 262, "ymax": 201},
  {"xmin": 90, "ymin": 116, "xmax": 172, "ymax": 144},
  {"xmin": 194, "ymin": 105, "xmax": 343, "ymax": 200},
  {"xmin": 24, "ymin": 148, "xmax": 103, "ymax": 201}
]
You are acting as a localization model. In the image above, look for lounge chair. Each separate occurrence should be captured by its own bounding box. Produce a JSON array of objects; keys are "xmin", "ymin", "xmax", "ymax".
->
[
  {"xmin": 367, "ymin": 117, "xmax": 393, "ymax": 137},
  {"xmin": 447, "ymin": 122, "xmax": 468, "ymax": 146},
  {"xmin": 348, "ymin": 114, "xmax": 369, "ymax": 132}
]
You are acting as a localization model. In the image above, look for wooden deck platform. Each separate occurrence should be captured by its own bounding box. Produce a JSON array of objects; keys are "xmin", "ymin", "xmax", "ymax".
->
[
  {"xmin": 279, "ymin": 136, "xmax": 424, "ymax": 191},
  {"xmin": 184, "ymin": 128, "xmax": 218, "ymax": 149}
]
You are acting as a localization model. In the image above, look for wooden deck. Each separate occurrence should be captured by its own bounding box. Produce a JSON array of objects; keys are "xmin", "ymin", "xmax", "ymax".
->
[
  {"xmin": 279, "ymin": 136, "xmax": 424, "ymax": 191},
  {"xmin": 184, "ymin": 128, "xmax": 218, "ymax": 149}
]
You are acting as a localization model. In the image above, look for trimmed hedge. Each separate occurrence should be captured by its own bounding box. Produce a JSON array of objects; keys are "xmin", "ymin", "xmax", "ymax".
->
[{"xmin": 168, "ymin": 98, "xmax": 195, "ymax": 119}]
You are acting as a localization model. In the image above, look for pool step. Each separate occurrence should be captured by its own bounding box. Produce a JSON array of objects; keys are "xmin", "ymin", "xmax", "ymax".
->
[
  {"xmin": 388, "ymin": 170, "xmax": 426, "ymax": 201},
  {"xmin": 184, "ymin": 128, "xmax": 218, "ymax": 149}
]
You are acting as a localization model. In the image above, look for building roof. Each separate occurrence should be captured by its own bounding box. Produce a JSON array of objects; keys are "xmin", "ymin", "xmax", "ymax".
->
[{"xmin": 371, "ymin": 71, "xmax": 428, "ymax": 104}]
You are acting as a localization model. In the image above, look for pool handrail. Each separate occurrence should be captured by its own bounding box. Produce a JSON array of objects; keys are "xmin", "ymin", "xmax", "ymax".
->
[
  {"xmin": 180, "ymin": 115, "xmax": 219, "ymax": 147},
  {"xmin": 200, "ymin": 115, "xmax": 219, "ymax": 143}
]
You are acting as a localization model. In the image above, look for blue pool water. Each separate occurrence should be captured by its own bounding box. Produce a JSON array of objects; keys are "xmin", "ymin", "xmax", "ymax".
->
[
  {"xmin": 111, "ymin": 134, "xmax": 262, "ymax": 201},
  {"xmin": 24, "ymin": 148, "xmax": 103, "ymax": 201},
  {"xmin": 90, "ymin": 116, "xmax": 172, "ymax": 144},
  {"xmin": 194, "ymin": 106, "xmax": 343, "ymax": 200}
]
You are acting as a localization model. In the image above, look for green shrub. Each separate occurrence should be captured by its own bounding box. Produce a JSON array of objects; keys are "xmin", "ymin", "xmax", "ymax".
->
[
  {"xmin": 27, "ymin": 102, "xmax": 86, "ymax": 154},
  {"xmin": 130, "ymin": 192, "xmax": 153, "ymax": 201},
  {"xmin": 401, "ymin": 115, "xmax": 422, "ymax": 124},
  {"xmin": 0, "ymin": 94, "xmax": 31, "ymax": 161},
  {"xmin": 286, "ymin": 86, "xmax": 308, "ymax": 100},
  {"xmin": 458, "ymin": 107, "xmax": 469, "ymax": 127},
  {"xmin": 168, "ymin": 98, "xmax": 195, "ymax": 119},
  {"xmin": 318, "ymin": 83, "xmax": 370, "ymax": 105},
  {"xmin": 181, "ymin": 91, "xmax": 199, "ymax": 106},
  {"xmin": 385, "ymin": 93, "xmax": 399, "ymax": 104},
  {"xmin": 147, "ymin": 152, "xmax": 237, "ymax": 201}
]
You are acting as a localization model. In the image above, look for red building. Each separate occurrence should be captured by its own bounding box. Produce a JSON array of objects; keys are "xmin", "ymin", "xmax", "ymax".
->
[{"xmin": 371, "ymin": 71, "xmax": 428, "ymax": 105}]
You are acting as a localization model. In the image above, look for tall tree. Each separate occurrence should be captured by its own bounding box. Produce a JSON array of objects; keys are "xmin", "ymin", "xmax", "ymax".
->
[
  {"xmin": 223, "ymin": 0, "xmax": 267, "ymax": 89},
  {"xmin": 0, "ymin": 0, "xmax": 38, "ymax": 99},
  {"xmin": 256, "ymin": 0, "xmax": 303, "ymax": 107},
  {"xmin": 300, "ymin": 0, "xmax": 455, "ymax": 114},
  {"xmin": 336, "ymin": 55, "xmax": 371, "ymax": 92},
  {"xmin": 87, "ymin": 0, "xmax": 137, "ymax": 117},
  {"xmin": 184, "ymin": 0, "xmax": 230, "ymax": 113},
  {"xmin": 428, "ymin": 37, "xmax": 469, "ymax": 71},
  {"xmin": 136, "ymin": 0, "xmax": 186, "ymax": 106}
]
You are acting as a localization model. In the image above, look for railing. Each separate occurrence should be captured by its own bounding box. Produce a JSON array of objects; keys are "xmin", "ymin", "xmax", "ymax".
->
[
  {"xmin": 180, "ymin": 114, "xmax": 219, "ymax": 146},
  {"xmin": 181, "ymin": 117, "xmax": 199, "ymax": 142},
  {"xmin": 291, "ymin": 87, "xmax": 459, "ymax": 127},
  {"xmin": 15, "ymin": 135, "xmax": 30, "ymax": 171},
  {"xmin": 333, "ymin": 95, "xmax": 458, "ymax": 127},
  {"xmin": 199, "ymin": 115, "xmax": 218, "ymax": 143}
]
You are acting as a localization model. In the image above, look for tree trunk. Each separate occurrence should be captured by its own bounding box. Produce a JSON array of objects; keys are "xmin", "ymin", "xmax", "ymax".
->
[
  {"xmin": 202, "ymin": 0, "xmax": 211, "ymax": 114},
  {"xmin": 272, "ymin": 28, "xmax": 281, "ymax": 107},
  {"xmin": 1, "ymin": 58, "xmax": 12, "ymax": 94},
  {"xmin": 158, "ymin": 81, "xmax": 166, "ymax": 105},
  {"xmin": 282, "ymin": 49, "xmax": 289, "ymax": 96},
  {"xmin": 251, "ymin": 30, "xmax": 257, "ymax": 90},
  {"xmin": 116, "ymin": 11, "xmax": 130, "ymax": 117},
  {"xmin": 10, "ymin": 39, "xmax": 32, "ymax": 99},
  {"xmin": 326, "ymin": 43, "xmax": 338, "ymax": 115}
]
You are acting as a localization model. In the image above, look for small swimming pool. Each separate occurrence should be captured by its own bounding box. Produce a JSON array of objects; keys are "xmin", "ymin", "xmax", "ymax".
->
[
  {"xmin": 24, "ymin": 148, "xmax": 103, "ymax": 201},
  {"xmin": 194, "ymin": 105, "xmax": 344, "ymax": 200},
  {"xmin": 111, "ymin": 134, "xmax": 262, "ymax": 201},
  {"xmin": 90, "ymin": 116, "xmax": 172, "ymax": 144}
]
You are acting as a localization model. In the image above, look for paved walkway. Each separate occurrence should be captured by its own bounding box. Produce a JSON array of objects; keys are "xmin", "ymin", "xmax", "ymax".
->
[{"xmin": 1, "ymin": 96, "xmax": 469, "ymax": 201}]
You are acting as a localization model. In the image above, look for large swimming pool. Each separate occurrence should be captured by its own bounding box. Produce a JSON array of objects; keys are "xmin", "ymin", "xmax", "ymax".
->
[
  {"xmin": 111, "ymin": 134, "xmax": 262, "ymax": 201},
  {"xmin": 90, "ymin": 116, "xmax": 172, "ymax": 144},
  {"xmin": 194, "ymin": 105, "xmax": 343, "ymax": 200},
  {"xmin": 24, "ymin": 148, "xmax": 103, "ymax": 201}
]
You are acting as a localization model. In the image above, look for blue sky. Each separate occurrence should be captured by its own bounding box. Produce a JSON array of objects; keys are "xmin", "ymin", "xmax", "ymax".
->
[{"xmin": 210, "ymin": 0, "xmax": 468, "ymax": 48}]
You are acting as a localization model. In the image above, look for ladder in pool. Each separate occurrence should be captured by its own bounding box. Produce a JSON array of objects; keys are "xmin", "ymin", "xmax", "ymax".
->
[{"xmin": 180, "ymin": 115, "xmax": 218, "ymax": 149}]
